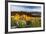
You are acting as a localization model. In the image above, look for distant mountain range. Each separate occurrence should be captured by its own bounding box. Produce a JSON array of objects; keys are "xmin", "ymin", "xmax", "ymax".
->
[{"xmin": 11, "ymin": 11, "xmax": 41, "ymax": 17}]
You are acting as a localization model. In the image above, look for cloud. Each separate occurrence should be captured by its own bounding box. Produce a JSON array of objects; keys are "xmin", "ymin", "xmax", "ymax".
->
[{"xmin": 10, "ymin": 5, "xmax": 41, "ymax": 12}]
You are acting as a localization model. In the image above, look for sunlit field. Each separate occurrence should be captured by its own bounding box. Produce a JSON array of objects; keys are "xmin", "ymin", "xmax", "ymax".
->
[{"xmin": 11, "ymin": 11, "xmax": 41, "ymax": 29}]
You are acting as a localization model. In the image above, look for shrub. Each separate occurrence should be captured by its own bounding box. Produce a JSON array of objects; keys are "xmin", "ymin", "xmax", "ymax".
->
[{"xmin": 17, "ymin": 20, "xmax": 26, "ymax": 28}]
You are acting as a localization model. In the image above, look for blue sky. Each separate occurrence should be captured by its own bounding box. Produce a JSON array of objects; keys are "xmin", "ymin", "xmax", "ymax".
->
[{"xmin": 10, "ymin": 5, "xmax": 41, "ymax": 12}]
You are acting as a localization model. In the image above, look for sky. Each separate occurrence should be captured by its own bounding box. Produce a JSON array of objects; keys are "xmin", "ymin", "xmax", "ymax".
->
[{"xmin": 10, "ymin": 5, "xmax": 41, "ymax": 12}]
